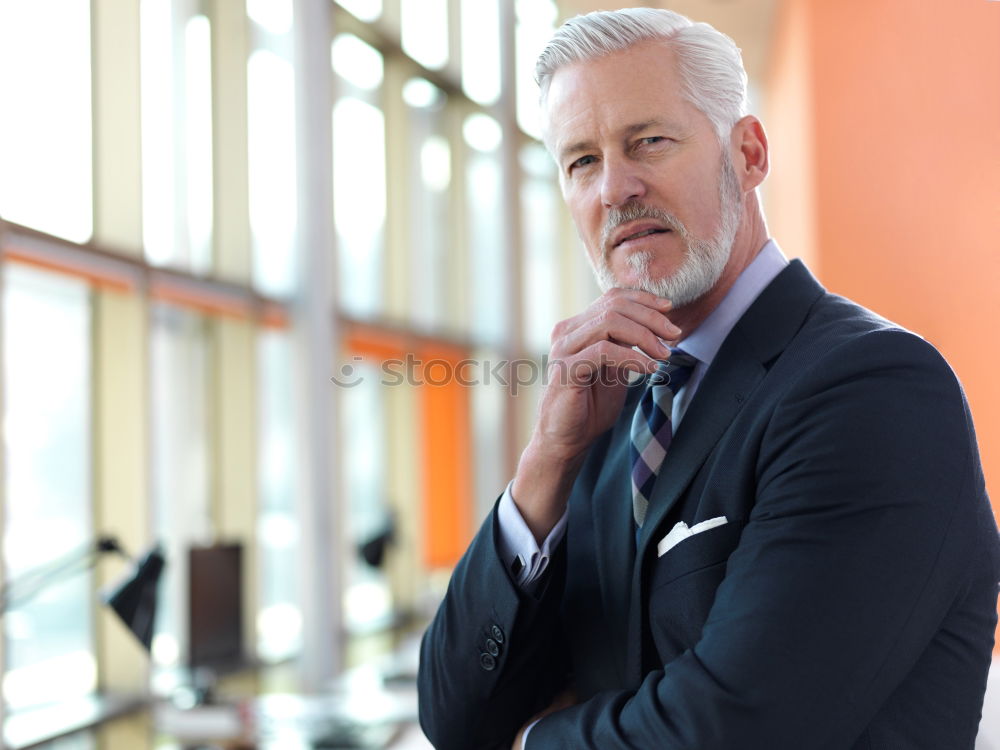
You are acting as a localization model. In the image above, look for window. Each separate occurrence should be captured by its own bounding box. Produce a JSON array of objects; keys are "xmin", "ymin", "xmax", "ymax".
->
[
  {"xmin": 140, "ymin": 1, "xmax": 214, "ymax": 273},
  {"xmin": 2, "ymin": 265, "xmax": 93, "ymax": 712},
  {"xmin": 0, "ymin": 2, "xmax": 581, "ymax": 741},
  {"xmin": 461, "ymin": 0, "xmax": 501, "ymax": 106},
  {"xmin": 337, "ymin": 0, "xmax": 381, "ymax": 23},
  {"xmin": 333, "ymin": 34, "xmax": 387, "ymax": 320},
  {"xmin": 471, "ymin": 347, "xmax": 508, "ymax": 521},
  {"xmin": 248, "ymin": 47, "xmax": 298, "ymax": 297},
  {"xmin": 340, "ymin": 363, "xmax": 392, "ymax": 635},
  {"xmin": 521, "ymin": 143, "xmax": 561, "ymax": 353},
  {"xmin": 400, "ymin": 0, "xmax": 449, "ymax": 71},
  {"xmin": 256, "ymin": 327, "xmax": 303, "ymax": 661},
  {"xmin": 463, "ymin": 113, "xmax": 508, "ymax": 345},
  {"xmin": 405, "ymin": 78, "xmax": 452, "ymax": 331},
  {"xmin": 0, "ymin": 0, "xmax": 93, "ymax": 243},
  {"xmin": 149, "ymin": 304, "xmax": 213, "ymax": 690},
  {"xmin": 515, "ymin": 0, "xmax": 558, "ymax": 140},
  {"xmin": 247, "ymin": 0, "xmax": 292, "ymax": 34}
]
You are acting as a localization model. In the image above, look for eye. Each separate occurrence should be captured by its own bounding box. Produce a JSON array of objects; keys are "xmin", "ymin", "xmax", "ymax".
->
[
  {"xmin": 636, "ymin": 136, "xmax": 672, "ymax": 150},
  {"xmin": 568, "ymin": 154, "xmax": 597, "ymax": 172}
]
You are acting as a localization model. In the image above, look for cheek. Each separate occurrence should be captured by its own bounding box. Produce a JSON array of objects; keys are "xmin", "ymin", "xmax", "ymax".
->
[
  {"xmin": 689, "ymin": 196, "xmax": 719, "ymax": 233},
  {"xmin": 675, "ymin": 169, "xmax": 724, "ymax": 232},
  {"xmin": 566, "ymin": 194, "xmax": 604, "ymax": 242}
]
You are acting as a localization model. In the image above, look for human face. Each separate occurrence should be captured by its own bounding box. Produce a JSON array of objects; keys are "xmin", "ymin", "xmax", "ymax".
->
[
  {"xmin": 544, "ymin": 41, "xmax": 742, "ymax": 307},
  {"xmin": 592, "ymin": 149, "xmax": 742, "ymax": 306}
]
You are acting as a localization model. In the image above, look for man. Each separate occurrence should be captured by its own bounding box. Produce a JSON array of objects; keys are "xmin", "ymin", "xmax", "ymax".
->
[{"xmin": 418, "ymin": 8, "xmax": 999, "ymax": 749}]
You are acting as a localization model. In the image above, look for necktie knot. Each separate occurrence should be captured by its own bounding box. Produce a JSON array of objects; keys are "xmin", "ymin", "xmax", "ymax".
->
[{"xmin": 650, "ymin": 349, "xmax": 697, "ymax": 392}]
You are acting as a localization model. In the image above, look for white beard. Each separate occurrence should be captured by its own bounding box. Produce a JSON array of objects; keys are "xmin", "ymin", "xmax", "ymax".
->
[{"xmin": 590, "ymin": 149, "xmax": 743, "ymax": 308}]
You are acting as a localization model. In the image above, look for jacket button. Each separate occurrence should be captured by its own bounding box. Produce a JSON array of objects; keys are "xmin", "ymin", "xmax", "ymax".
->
[
  {"xmin": 485, "ymin": 638, "xmax": 500, "ymax": 657},
  {"xmin": 479, "ymin": 652, "xmax": 496, "ymax": 671},
  {"xmin": 491, "ymin": 625, "xmax": 504, "ymax": 644}
]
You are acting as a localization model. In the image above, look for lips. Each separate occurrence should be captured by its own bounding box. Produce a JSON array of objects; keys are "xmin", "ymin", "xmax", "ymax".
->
[
  {"xmin": 623, "ymin": 228, "xmax": 667, "ymax": 242},
  {"xmin": 612, "ymin": 222, "xmax": 672, "ymax": 248}
]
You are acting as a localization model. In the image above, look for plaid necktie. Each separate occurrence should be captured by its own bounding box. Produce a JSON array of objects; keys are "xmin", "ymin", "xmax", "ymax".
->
[{"xmin": 629, "ymin": 349, "xmax": 697, "ymax": 527}]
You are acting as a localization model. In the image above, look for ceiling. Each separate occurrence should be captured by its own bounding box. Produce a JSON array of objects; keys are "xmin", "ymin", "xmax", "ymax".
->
[{"xmin": 557, "ymin": 0, "xmax": 779, "ymax": 87}]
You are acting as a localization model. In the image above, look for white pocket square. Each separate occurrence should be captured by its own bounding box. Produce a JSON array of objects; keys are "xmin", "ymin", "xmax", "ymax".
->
[{"xmin": 657, "ymin": 516, "xmax": 728, "ymax": 557}]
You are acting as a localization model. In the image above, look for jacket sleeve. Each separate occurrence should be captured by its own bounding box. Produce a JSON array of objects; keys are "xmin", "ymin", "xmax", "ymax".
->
[
  {"xmin": 526, "ymin": 329, "xmax": 999, "ymax": 749},
  {"xmin": 418, "ymin": 501, "xmax": 571, "ymax": 750}
]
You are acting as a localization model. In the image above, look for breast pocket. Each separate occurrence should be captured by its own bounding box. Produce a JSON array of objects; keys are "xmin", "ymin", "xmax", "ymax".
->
[{"xmin": 646, "ymin": 518, "xmax": 746, "ymax": 660}]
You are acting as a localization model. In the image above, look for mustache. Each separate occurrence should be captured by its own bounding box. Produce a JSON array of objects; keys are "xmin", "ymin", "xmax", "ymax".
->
[{"xmin": 600, "ymin": 202, "xmax": 688, "ymax": 255}]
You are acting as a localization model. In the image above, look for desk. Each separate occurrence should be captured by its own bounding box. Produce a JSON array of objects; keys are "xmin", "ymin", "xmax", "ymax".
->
[
  {"xmin": 4, "ymin": 693, "xmax": 151, "ymax": 750},
  {"xmin": 4, "ymin": 643, "xmax": 434, "ymax": 748},
  {"xmin": 154, "ymin": 667, "xmax": 429, "ymax": 749}
]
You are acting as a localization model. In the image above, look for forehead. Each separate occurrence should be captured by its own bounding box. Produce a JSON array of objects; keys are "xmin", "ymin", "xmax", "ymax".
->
[{"xmin": 543, "ymin": 40, "xmax": 704, "ymax": 154}]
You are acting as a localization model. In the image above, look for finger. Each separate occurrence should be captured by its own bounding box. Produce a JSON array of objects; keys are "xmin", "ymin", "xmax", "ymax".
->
[
  {"xmin": 598, "ymin": 287, "xmax": 681, "ymax": 343},
  {"xmin": 554, "ymin": 295, "xmax": 680, "ymax": 355},
  {"xmin": 556, "ymin": 309, "xmax": 674, "ymax": 364},
  {"xmin": 600, "ymin": 286, "xmax": 674, "ymax": 310},
  {"xmin": 579, "ymin": 287, "xmax": 675, "ymax": 329},
  {"xmin": 553, "ymin": 340, "xmax": 659, "ymax": 387}
]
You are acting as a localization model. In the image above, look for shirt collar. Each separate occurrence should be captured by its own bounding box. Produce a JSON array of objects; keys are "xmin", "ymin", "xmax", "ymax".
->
[{"xmin": 678, "ymin": 239, "xmax": 788, "ymax": 367}]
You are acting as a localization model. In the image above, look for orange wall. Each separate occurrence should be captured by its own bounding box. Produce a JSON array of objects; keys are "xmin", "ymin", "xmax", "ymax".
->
[
  {"xmin": 766, "ymin": 0, "xmax": 1000, "ymax": 506},
  {"xmin": 420, "ymin": 344, "xmax": 474, "ymax": 568},
  {"xmin": 345, "ymin": 328, "xmax": 474, "ymax": 569}
]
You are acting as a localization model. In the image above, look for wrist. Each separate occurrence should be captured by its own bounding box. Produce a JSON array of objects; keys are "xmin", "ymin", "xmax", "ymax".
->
[
  {"xmin": 511, "ymin": 439, "xmax": 584, "ymax": 544},
  {"xmin": 521, "ymin": 431, "xmax": 589, "ymax": 469}
]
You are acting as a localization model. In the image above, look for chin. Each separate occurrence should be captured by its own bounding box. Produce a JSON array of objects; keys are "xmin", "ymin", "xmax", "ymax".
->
[{"xmin": 591, "ymin": 245, "xmax": 729, "ymax": 307}]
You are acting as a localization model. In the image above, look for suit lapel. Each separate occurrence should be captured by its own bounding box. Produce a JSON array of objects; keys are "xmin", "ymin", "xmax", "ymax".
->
[
  {"xmin": 621, "ymin": 260, "xmax": 826, "ymax": 683},
  {"xmin": 621, "ymin": 337, "xmax": 765, "ymax": 682},
  {"xmin": 637, "ymin": 260, "xmax": 824, "ymax": 549},
  {"xmin": 635, "ymin": 337, "xmax": 766, "ymax": 553}
]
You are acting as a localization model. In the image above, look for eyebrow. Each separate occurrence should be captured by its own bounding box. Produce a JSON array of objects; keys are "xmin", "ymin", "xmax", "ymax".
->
[{"xmin": 556, "ymin": 119, "xmax": 682, "ymax": 164}]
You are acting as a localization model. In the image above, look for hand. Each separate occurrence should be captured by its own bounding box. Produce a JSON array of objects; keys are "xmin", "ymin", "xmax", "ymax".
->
[
  {"xmin": 534, "ymin": 288, "xmax": 679, "ymax": 456},
  {"xmin": 512, "ymin": 289, "xmax": 680, "ymax": 541},
  {"xmin": 510, "ymin": 689, "xmax": 579, "ymax": 750}
]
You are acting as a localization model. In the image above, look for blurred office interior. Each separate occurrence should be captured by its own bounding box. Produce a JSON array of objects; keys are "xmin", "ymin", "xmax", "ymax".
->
[{"xmin": 0, "ymin": 0, "xmax": 997, "ymax": 747}]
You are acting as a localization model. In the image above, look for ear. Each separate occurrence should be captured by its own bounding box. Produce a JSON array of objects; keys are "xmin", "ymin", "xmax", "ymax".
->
[{"xmin": 730, "ymin": 115, "xmax": 769, "ymax": 191}]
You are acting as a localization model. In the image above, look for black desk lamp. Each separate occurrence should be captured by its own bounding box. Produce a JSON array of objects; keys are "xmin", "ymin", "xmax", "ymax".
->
[
  {"xmin": 0, "ymin": 535, "xmax": 165, "ymax": 651},
  {"xmin": 103, "ymin": 545, "xmax": 165, "ymax": 650}
]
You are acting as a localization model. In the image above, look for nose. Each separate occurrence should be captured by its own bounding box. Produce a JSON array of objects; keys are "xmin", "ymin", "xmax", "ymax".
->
[{"xmin": 600, "ymin": 156, "xmax": 646, "ymax": 207}]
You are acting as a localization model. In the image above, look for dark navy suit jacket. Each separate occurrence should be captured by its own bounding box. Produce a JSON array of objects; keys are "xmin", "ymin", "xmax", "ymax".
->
[{"xmin": 418, "ymin": 261, "xmax": 1000, "ymax": 749}]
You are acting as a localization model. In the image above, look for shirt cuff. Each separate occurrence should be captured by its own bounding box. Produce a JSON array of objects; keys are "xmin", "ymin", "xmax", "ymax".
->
[
  {"xmin": 496, "ymin": 480, "xmax": 568, "ymax": 587},
  {"xmin": 521, "ymin": 717, "xmax": 542, "ymax": 749}
]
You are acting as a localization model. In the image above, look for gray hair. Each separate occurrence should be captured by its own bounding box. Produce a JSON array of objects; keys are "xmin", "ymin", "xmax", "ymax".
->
[{"xmin": 535, "ymin": 8, "xmax": 748, "ymax": 142}]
